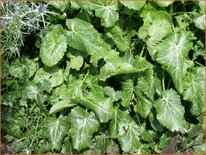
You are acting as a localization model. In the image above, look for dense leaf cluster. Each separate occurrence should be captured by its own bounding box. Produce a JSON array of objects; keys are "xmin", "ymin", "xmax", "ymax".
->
[{"xmin": 2, "ymin": 1, "xmax": 205, "ymax": 154}]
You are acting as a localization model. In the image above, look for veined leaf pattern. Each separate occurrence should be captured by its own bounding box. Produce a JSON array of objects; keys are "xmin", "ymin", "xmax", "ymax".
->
[
  {"xmin": 156, "ymin": 32, "xmax": 193, "ymax": 93},
  {"xmin": 69, "ymin": 106, "xmax": 99, "ymax": 151},
  {"xmin": 154, "ymin": 89, "xmax": 186, "ymax": 131}
]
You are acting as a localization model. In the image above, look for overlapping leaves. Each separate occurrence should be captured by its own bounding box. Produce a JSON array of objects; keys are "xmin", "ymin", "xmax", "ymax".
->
[
  {"xmin": 2, "ymin": 1, "xmax": 205, "ymax": 154},
  {"xmin": 109, "ymin": 109, "xmax": 142, "ymax": 153},
  {"xmin": 138, "ymin": 11, "xmax": 173, "ymax": 56}
]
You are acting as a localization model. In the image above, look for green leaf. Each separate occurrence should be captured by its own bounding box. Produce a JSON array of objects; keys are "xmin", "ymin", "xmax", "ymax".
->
[
  {"xmin": 141, "ymin": 130, "xmax": 156, "ymax": 142},
  {"xmin": 69, "ymin": 55, "xmax": 84, "ymax": 70},
  {"xmin": 106, "ymin": 140, "xmax": 120, "ymax": 153},
  {"xmin": 149, "ymin": 111, "xmax": 164, "ymax": 132},
  {"xmin": 65, "ymin": 75, "xmax": 84, "ymax": 98},
  {"xmin": 192, "ymin": 40, "xmax": 204, "ymax": 60},
  {"xmin": 49, "ymin": 100, "xmax": 77, "ymax": 114},
  {"xmin": 193, "ymin": 144, "xmax": 205, "ymax": 154},
  {"xmin": 2, "ymin": 60, "xmax": 9, "ymax": 79},
  {"xmin": 158, "ymin": 132, "xmax": 172, "ymax": 149},
  {"xmin": 122, "ymin": 7, "xmax": 137, "ymax": 15},
  {"xmin": 3, "ymin": 122, "xmax": 22, "ymax": 139},
  {"xmin": 2, "ymin": 2, "xmax": 205, "ymax": 154},
  {"xmin": 9, "ymin": 58, "xmax": 38, "ymax": 80},
  {"xmin": 90, "ymin": 132, "xmax": 113, "ymax": 153},
  {"xmin": 199, "ymin": 1, "xmax": 205, "ymax": 14},
  {"xmin": 34, "ymin": 66, "xmax": 64, "ymax": 88},
  {"xmin": 120, "ymin": 0, "xmax": 146, "ymax": 10},
  {"xmin": 137, "ymin": 143, "xmax": 155, "ymax": 154},
  {"xmin": 134, "ymin": 88, "xmax": 153, "ymax": 118},
  {"xmin": 109, "ymin": 109, "xmax": 132, "ymax": 138},
  {"xmin": 75, "ymin": 92, "xmax": 114, "ymax": 123},
  {"xmin": 109, "ymin": 109, "xmax": 142, "ymax": 153},
  {"xmin": 34, "ymin": 140, "xmax": 51, "ymax": 154},
  {"xmin": 2, "ymin": 90, "xmax": 20, "ymax": 107},
  {"xmin": 156, "ymin": 32, "xmax": 193, "ymax": 93},
  {"xmin": 40, "ymin": 25, "xmax": 67, "ymax": 67},
  {"xmin": 22, "ymin": 81, "xmax": 52, "ymax": 105},
  {"xmin": 136, "ymin": 65, "xmax": 155, "ymax": 101},
  {"xmin": 86, "ymin": 1, "xmax": 119, "ymax": 27},
  {"xmin": 120, "ymin": 57, "xmax": 154, "ymax": 113},
  {"xmin": 118, "ymin": 121, "xmax": 142, "ymax": 153},
  {"xmin": 133, "ymin": 55, "xmax": 150, "ymax": 71},
  {"xmin": 174, "ymin": 14, "xmax": 190, "ymax": 31},
  {"xmin": 65, "ymin": 18, "xmax": 110, "ymax": 66},
  {"xmin": 194, "ymin": 14, "xmax": 205, "ymax": 30},
  {"xmin": 154, "ymin": 89, "xmax": 186, "ymax": 131},
  {"xmin": 97, "ymin": 50, "xmax": 135, "ymax": 80},
  {"xmin": 68, "ymin": 106, "xmax": 99, "ymax": 151},
  {"xmin": 183, "ymin": 67, "xmax": 205, "ymax": 116},
  {"xmin": 154, "ymin": 75, "xmax": 163, "ymax": 96},
  {"xmin": 50, "ymin": 76, "xmax": 83, "ymax": 105},
  {"xmin": 138, "ymin": 11, "xmax": 172, "ymax": 42},
  {"xmin": 49, "ymin": 2, "xmax": 69, "ymax": 11},
  {"xmin": 2, "ymin": 108, "xmax": 26, "ymax": 139},
  {"xmin": 106, "ymin": 26, "xmax": 129, "ymax": 52},
  {"xmin": 84, "ymin": 74, "xmax": 104, "ymax": 95},
  {"xmin": 60, "ymin": 137, "xmax": 73, "ymax": 154},
  {"xmin": 22, "ymin": 80, "xmax": 52, "ymax": 112},
  {"xmin": 22, "ymin": 82, "xmax": 38, "ymax": 100},
  {"xmin": 98, "ymin": 51, "xmax": 148, "ymax": 80},
  {"xmin": 104, "ymin": 86, "xmax": 122, "ymax": 102},
  {"xmin": 138, "ymin": 11, "xmax": 173, "ymax": 59},
  {"xmin": 45, "ymin": 115, "xmax": 69, "ymax": 151},
  {"xmin": 70, "ymin": 1, "xmax": 80, "ymax": 10},
  {"xmin": 124, "ymin": 30, "xmax": 138, "ymax": 43},
  {"xmin": 121, "ymin": 79, "xmax": 134, "ymax": 107},
  {"xmin": 65, "ymin": 18, "xmax": 141, "ymax": 80},
  {"xmin": 156, "ymin": 1, "xmax": 174, "ymax": 7},
  {"xmin": 186, "ymin": 124, "xmax": 203, "ymax": 140}
]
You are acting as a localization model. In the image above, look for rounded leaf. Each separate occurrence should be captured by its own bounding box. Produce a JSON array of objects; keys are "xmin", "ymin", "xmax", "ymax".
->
[
  {"xmin": 156, "ymin": 32, "xmax": 193, "ymax": 93},
  {"xmin": 154, "ymin": 89, "xmax": 186, "ymax": 132},
  {"xmin": 40, "ymin": 25, "xmax": 67, "ymax": 67}
]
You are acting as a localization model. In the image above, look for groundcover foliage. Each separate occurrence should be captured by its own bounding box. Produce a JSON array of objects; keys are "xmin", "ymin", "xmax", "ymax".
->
[{"xmin": 2, "ymin": 1, "xmax": 205, "ymax": 154}]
